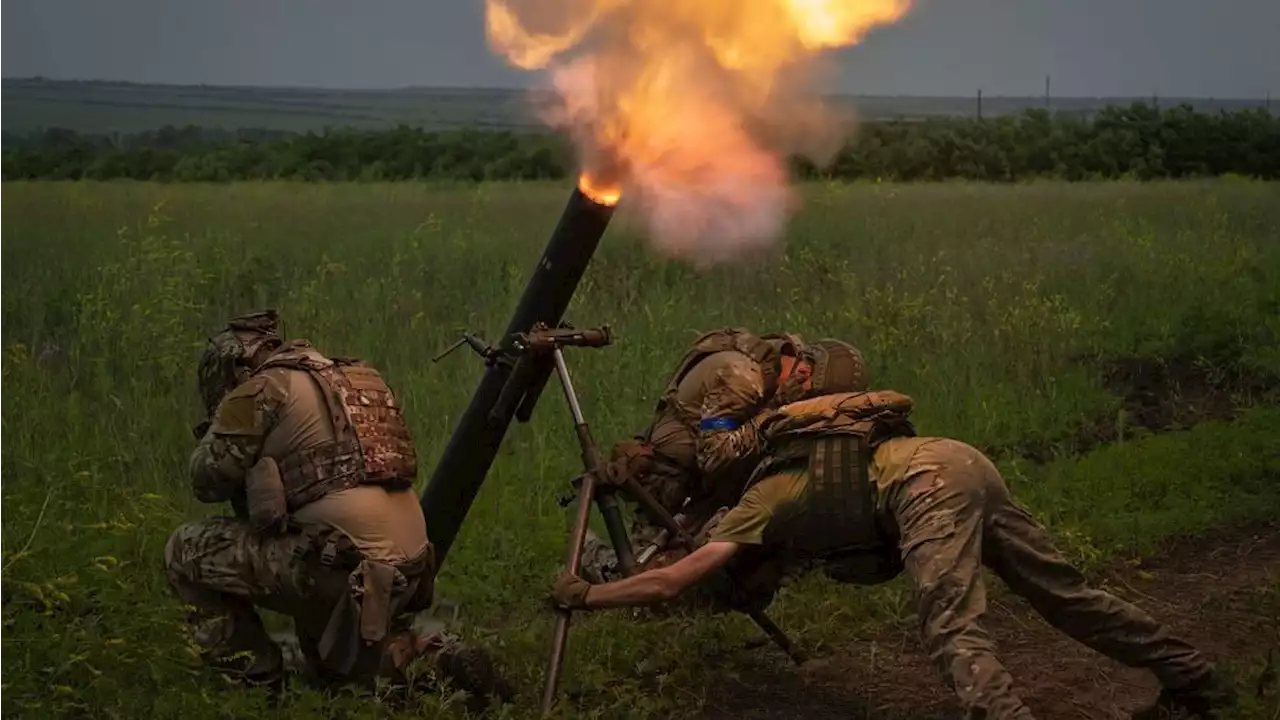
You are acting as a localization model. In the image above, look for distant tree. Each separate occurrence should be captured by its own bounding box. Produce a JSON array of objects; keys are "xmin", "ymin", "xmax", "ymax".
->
[{"xmin": 3, "ymin": 105, "xmax": 1276, "ymax": 183}]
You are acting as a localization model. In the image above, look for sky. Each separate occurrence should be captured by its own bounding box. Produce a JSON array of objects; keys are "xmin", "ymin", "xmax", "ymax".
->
[{"xmin": 3, "ymin": 0, "xmax": 1277, "ymax": 98}]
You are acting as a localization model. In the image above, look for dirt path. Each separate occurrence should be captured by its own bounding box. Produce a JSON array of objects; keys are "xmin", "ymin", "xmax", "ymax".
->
[{"xmin": 700, "ymin": 521, "xmax": 1280, "ymax": 719}]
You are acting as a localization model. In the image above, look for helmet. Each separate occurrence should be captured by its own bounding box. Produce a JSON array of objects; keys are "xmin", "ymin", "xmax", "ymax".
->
[
  {"xmin": 760, "ymin": 332, "xmax": 804, "ymax": 359},
  {"xmin": 803, "ymin": 339, "xmax": 868, "ymax": 397},
  {"xmin": 197, "ymin": 310, "xmax": 282, "ymax": 417}
]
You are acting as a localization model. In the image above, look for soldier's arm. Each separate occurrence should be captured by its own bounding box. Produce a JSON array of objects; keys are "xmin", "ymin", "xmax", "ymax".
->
[
  {"xmin": 580, "ymin": 541, "xmax": 741, "ymax": 608},
  {"xmin": 188, "ymin": 374, "xmax": 283, "ymax": 504},
  {"xmin": 695, "ymin": 356, "xmax": 771, "ymax": 479},
  {"xmin": 561, "ymin": 485, "xmax": 781, "ymax": 609}
]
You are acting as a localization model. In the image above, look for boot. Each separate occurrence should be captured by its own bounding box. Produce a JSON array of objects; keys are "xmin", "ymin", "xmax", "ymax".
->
[
  {"xmin": 417, "ymin": 630, "xmax": 517, "ymax": 707},
  {"xmin": 1132, "ymin": 671, "xmax": 1238, "ymax": 719},
  {"xmin": 430, "ymin": 635, "xmax": 515, "ymax": 712},
  {"xmin": 190, "ymin": 608, "xmax": 285, "ymax": 687},
  {"xmin": 381, "ymin": 631, "xmax": 514, "ymax": 711}
]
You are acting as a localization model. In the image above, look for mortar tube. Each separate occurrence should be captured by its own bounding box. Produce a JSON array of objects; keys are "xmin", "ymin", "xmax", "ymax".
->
[{"xmin": 419, "ymin": 185, "xmax": 617, "ymax": 568}]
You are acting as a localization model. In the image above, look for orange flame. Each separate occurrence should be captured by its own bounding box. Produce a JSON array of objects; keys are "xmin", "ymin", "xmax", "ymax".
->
[
  {"xmin": 487, "ymin": 0, "xmax": 914, "ymax": 263},
  {"xmin": 578, "ymin": 173, "xmax": 622, "ymax": 206}
]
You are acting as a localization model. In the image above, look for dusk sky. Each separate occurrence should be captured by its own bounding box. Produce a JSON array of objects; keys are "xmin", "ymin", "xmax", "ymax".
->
[{"xmin": 3, "ymin": 0, "xmax": 1277, "ymax": 97}]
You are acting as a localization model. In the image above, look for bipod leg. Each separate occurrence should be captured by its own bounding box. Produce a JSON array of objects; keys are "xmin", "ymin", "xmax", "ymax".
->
[
  {"xmin": 539, "ymin": 346, "xmax": 615, "ymax": 716},
  {"xmin": 540, "ymin": 468, "xmax": 597, "ymax": 716},
  {"xmin": 744, "ymin": 608, "xmax": 808, "ymax": 665}
]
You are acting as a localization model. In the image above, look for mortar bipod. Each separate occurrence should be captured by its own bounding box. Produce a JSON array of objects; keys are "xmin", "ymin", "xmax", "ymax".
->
[{"xmin": 533, "ymin": 323, "xmax": 640, "ymax": 716}]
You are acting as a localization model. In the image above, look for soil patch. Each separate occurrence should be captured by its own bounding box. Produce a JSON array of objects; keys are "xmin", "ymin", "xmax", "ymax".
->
[
  {"xmin": 1011, "ymin": 353, "xmax": 1279, "ymax": 463},
  {"xmin": 701, "ymin": 521, "xmax": 1280, "ymax": 719},
  {"xmin": 1103, "ymin": 355, "xmax": 1278, "ymax": 432}
]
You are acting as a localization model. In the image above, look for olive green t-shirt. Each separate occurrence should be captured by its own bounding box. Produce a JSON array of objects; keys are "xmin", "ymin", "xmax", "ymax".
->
[{"xmin": 708, "ymin": 436, "xmax": 938, "ymax": 546}]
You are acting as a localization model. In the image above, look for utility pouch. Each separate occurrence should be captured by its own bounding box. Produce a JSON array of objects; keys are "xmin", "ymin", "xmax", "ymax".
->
[
  {"xmin": 311, "ymin": 534, "xmax": 430, "ymax": 678},
  {"xmin": 357, "ymin": 560, "xmax": 403, "ymax": 645},
  {"xmin": 399, "ymin": 542, "xmax": 437, "ymax": 615},
  {"xmin": 245, "ymin": 457, "xmax": 288, "ymax": 533}
]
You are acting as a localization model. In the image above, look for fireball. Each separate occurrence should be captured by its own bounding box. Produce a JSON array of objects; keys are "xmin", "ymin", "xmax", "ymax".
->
[{"xmin": 486, "ymin": 0, "xmax": 914, "ymax": 262}]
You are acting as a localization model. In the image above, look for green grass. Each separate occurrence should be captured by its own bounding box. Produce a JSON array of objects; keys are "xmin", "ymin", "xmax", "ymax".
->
[{"xmin": 2, "ymin": 179, "xmax": 1279, "ymax": 718}]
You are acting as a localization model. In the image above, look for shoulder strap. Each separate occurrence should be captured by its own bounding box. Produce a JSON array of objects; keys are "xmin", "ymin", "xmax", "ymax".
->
[
  {"xmin": 252, "ymin": 343, "xmax": 360, "ymax": 444},
  {"xmin": 253, "ymin": 340, "xmax": 328, "ymax": 373}
]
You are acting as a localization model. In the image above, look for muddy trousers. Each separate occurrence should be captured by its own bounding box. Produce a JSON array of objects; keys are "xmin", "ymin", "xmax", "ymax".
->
[
  {"xmin": 163, "ymin": 517, "xmax": 431, "ymax": 687},
  {"xmin": 881, "ymin": 439, "xmax": 1215, "ymax": 720}
]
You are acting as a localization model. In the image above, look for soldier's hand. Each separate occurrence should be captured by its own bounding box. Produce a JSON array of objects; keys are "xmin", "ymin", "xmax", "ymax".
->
[
  {"xmin": 611, "ymin": 439, "xmax": 654, "ymax": 476},
  {"xmin": 587, "ymin": 464, "xmax": 625, "ymax": 489},
  {"xmin": 749, "ymin": 408, "xmax": 786, "ymax": 436},
  {"xmin": 550, "ymin": 571, "xmax": 593, "ymax": 611},
  {"xmin": 593, "ymin": 439, "xmax": 656, "ymax": 487}
]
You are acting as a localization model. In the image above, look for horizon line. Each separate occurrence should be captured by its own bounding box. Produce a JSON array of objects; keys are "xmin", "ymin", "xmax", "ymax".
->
[{"xmin": 0, "ymin": 75, "xmax": 1268, "ymax": 102}]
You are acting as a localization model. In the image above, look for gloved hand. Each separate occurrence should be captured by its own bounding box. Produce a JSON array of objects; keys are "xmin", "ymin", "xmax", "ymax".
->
[
  {"xmin": 592, "ymin": 439, "xmax": 655, "ymax": 488},
  {"xmin": 748, "ymin": 408, "xmax": 787, "ymax": 438},
  {"xmin": 550, "ymin": 571, "xmax": 593, "ymax": 611}
]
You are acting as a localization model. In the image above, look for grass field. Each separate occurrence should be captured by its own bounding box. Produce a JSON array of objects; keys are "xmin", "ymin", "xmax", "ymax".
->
[
  {"xmin": 3, "ymin": 78, "xmax": 1273, "ymax": 136},
  {"xmin": 3, "ymin": 179, "xmax": 1280, "ymax": 719}
]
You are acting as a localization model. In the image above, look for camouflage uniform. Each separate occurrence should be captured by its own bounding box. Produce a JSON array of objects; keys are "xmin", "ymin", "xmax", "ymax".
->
[
  {"xmin": 166, "ymin": 314, "xmax": 508, "ymax": 702},
  {"xmin": 708, "ymin": 390, "xmax": 1231, "ymax": 719},
  {"xmin": 641, "ymin": 330, "xmax": 810, "ymax": 513},
  {"xmin": 640, "ymin": 335, "xmax": 866, "ymax": 520},
  {"xmin": 580, "ymin": 329, "xmax": 805, "ymax": 583}
]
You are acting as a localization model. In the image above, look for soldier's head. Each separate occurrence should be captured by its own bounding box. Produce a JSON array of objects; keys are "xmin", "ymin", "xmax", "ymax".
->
[
  {"xmin": 761, "ymin": 332, "xmax": 810, "ymax": 403},
  {"xmin": 196, "ymin": 310, "xmax": 283, "ymax": 417},
  {"xmin": 802, "ymin": 339, "xmax": 868, "ymax": 398}
]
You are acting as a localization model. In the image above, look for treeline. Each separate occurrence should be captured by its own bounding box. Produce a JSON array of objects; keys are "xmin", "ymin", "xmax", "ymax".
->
[{"xmin": 3, "ymin": 103, "xmax": 1277, "ymax": 182}]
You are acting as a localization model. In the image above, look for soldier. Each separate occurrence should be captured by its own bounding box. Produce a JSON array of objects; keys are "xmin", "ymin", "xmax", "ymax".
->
[
  {"xmin": 164, "ymin": 311, "xmax": 511, "ymax": 707},
  {"xmin": 580, "ymin": 328, "xmax": 847, "ymax": 583},
  {"xmin": 552, "ymin": 350, "xmax": 1237, "ymax": 719}
]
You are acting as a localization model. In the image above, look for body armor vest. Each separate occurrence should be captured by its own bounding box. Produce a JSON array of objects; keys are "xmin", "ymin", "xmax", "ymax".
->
[
  {"xmin": 254, "ymin": 342, "xmax": 418, "ymax": 511},
  {"xmin": 751, "ymin": 390, "xmax": 917, "ymax": 582}
]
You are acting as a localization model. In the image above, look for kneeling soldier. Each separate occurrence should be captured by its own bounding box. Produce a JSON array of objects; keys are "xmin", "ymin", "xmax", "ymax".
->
[{"xmin": 165, "ymin": 311, "xmax": 510, "ymax": 705}]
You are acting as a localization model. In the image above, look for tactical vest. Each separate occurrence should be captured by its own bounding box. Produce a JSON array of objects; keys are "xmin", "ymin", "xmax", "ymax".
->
[
  {"xmin": 752, "ymin": 390, "xmax": 917, "ymax": 578},
  {"xmin": 644, "ymin": 328, "xmax": 788, "ymax": 467},
  {"xmin": 253, "ymin": 342, "xmax": 418, "ymax": 511}
]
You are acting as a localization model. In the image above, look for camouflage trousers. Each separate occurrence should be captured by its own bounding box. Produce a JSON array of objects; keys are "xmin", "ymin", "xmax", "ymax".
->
[
  {"xmin": 883, "ymin": 439, "xmax": 1215, "ymax": 719},
  {"xmin": 163, "ymin": 517, "xmax": 439, "ymax": 688}
]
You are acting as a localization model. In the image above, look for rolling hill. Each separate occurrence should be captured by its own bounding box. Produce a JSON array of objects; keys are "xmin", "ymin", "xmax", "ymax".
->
[{"xmin": 3, "ymin": 77, "xmax": 1271, "ymax": 136}]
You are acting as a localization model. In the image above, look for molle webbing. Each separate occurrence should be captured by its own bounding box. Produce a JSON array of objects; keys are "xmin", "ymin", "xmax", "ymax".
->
[
  {"xmin": 808, "ymin": 435, "xmax": 879, "ymax": 553},
  {"xmin": 277, "ymin": 437, "xmax": 368, "ymax": 509},
  {"xmin": 761, "ymin": 435, "xmax": 880, "ymax": 556},
  {"xmin": 308, "ymin": 361, "xmax": 417, "ymax": 486},
  {"xmin": 751, "ymin": 391, "xmax": 920, "ymax": 560},
  {"xmin": 255, "ymin": 346, "xmax": 416, "ymax": 511}
]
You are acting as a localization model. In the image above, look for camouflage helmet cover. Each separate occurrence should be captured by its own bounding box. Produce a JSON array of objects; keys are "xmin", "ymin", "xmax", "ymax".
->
[
  {"xmin": 197, "ymin": 310, "xmax": 282, "ymax": 417},
  {"xmin": 803, "ymin": 338, "xmax": 869, "ymax": 397}
]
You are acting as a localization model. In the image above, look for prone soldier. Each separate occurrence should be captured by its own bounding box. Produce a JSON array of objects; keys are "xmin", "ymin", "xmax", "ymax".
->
[
  {"xmin": 553, "ymin": 344, "xmax": 1237, "ymax": 719},
  {"xmin": 164, "ymin": 311, "xmax": 511, "ymax": 705}
]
